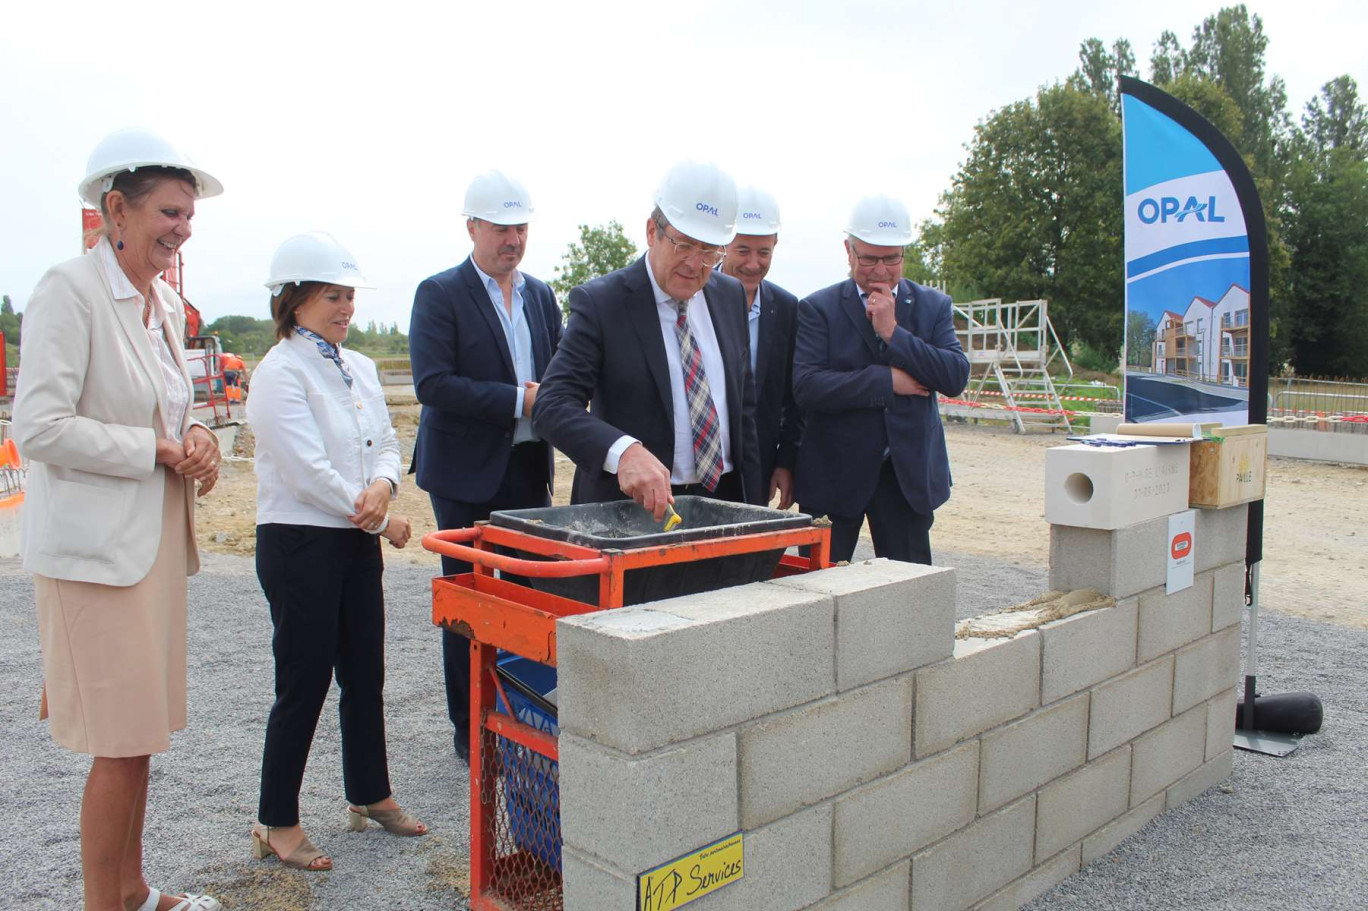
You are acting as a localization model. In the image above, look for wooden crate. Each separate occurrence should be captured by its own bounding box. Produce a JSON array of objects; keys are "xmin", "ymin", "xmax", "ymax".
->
[{"xmin": 1189, "ymin": 425, "xmax": 1267, "ymax": 508}]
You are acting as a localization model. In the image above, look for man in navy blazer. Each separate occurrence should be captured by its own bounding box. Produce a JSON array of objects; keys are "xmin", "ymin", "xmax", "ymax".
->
[
  {"xmin": 533, "ymin": 161, "xmax": 762, "ymax": 515},
  {"xmin": 409, "ymin": 170, "xmax": 562, "ymax": 762},
  {"xmin": 794, "ymin": 195, "xmax": 969, "ymax": 564},
  {"xmin": 720, "ymin": 186, "xmax": 802, "ymax": 508}
]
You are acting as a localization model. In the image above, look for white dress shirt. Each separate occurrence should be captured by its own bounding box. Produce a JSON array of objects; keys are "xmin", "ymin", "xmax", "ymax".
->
[
  {"xmin": 604, "ymin": 262, "xmax": 733, "ymax": 483},
  {"xmin": 247, "ymin": 332, "xmax": 401, "ymax": 531},
  {"xmin": 469, "ymin": 258, "xmax": 538, "ymax": 444},
  {"xmin": 95, "ymin": 238, "xmax": 190, "ymax": 440}
]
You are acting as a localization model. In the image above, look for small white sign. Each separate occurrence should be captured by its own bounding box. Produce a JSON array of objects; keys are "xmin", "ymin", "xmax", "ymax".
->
[{"xmin": 1166, "ymin": 510, "xmax": 1196, "ymax": 594}]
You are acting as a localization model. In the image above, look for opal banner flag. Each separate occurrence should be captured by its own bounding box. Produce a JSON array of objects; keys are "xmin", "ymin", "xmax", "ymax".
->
[
  {"xmin": 1120, "ymin": 75, "xmax": 1268, "ymax": 564},
  {"xmin": 1120, "ymin": 76, "xmax": 1268, "ymax": 430}
]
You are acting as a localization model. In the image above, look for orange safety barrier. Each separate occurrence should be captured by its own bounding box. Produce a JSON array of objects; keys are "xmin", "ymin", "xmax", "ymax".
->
[{"xmin": 424, "ymin": 518, "xmax": 831, "ymax": 911}]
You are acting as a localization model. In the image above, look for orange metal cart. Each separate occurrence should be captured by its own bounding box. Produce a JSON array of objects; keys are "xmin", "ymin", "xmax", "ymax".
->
[{"xmin": 424, "ymin": 519, "xmax": 831, "ymax": 911}]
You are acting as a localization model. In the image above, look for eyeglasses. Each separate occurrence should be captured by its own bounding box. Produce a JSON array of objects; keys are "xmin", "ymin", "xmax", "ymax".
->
[
  {"xmin": 654, "ymin": 216, "xmax": 727, "ymax": 266},
  {"xmin": 853, "ymin": 252, "xmax": 905, "ymax": 267}
]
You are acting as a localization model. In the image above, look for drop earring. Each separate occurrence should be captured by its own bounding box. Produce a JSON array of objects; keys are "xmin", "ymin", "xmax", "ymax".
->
[{"xmin": 116, "ymin": 239, "xmax": 124, "ymax": 251}]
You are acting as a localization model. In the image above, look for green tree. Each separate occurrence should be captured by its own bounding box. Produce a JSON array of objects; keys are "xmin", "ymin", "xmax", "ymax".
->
[
  {"xmin": 1285, "ymin": 77, "xmax": 1368, "ymax": 376},
  {"xmin": 931, "ymin": 82, "xmax": 1124, "ymax": 353},
  {"xmin": 204, "ymin": 315, "xmax": 274, "ymax": 356},
  {"xmin": 1126, "ymin": 310, "xmax": 1157, "ymax": 370},
  {"xmin": 551, "ymin": 221, "xmax": 638, "ymax": 312},
  {"xmin": 0, "ymin": 293, "xmax": 23, "ymax": 351},
  {"xmin": 1071, "ymin": 37, "xmax": 1136, "ymax": 114}
]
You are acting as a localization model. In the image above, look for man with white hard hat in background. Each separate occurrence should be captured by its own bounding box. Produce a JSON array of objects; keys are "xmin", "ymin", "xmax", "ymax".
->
[
  {"xmin": 408, "ymin": 170, "xmax": 562, "ymax": 764},
  {"xmin": 534, "ymin": 161, "xmax": 762, "ymax": 515},
  {"xmin": 792, "ymin": 195, "xmax": 969, "ymax": 564},
  {"xmin": 720, "ymin": 186, "xmax": 803, "ymax": 510}
]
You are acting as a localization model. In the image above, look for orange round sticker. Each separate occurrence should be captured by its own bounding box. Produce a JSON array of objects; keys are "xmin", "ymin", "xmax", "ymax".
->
[{"xmin": 1171, "ymin": 531, "xmax": 1193, "ymax": 560}]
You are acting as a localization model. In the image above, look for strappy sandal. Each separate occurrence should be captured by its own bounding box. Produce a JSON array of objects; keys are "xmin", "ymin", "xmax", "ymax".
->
[
  {"xmin": 250, "ymin": 825, "xmax": 333, "ymax": 871},
  {"xmin": 346, "ymin": 803, "xmax": 429, "ymax": 836},
  {"xmin": 132, "ymin": 888, "xmax": 222, "ymax": 911}
]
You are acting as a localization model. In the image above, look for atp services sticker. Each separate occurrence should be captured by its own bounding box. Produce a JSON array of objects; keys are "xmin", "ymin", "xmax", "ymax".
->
[{"xmin": 638, "ymin": 832, "xmax": 743, "ymax": 911}]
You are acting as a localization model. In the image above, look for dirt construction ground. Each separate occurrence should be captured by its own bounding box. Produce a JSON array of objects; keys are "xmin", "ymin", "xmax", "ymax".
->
[{"xmin": 197, "ymin": 405, "xmax": 1368, "ymax": 629}]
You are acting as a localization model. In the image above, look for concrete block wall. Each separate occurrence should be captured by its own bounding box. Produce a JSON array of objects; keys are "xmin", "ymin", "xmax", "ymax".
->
[{"xmin": 557, "ymin": 521, "xmax": 1245, "ymax": 910}]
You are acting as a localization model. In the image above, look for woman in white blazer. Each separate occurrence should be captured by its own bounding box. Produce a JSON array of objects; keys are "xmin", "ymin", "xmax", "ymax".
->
[
  {"xmin": 13, "ymin": 128, "xmax": 224, "ymax": 911},
  {"xmin": 246, "ymin": 233, "xmax": 426, "ymax": 873}
]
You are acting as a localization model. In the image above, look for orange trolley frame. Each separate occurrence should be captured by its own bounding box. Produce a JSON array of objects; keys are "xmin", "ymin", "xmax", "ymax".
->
[{"xmin": 424, "ymin": 520, "xmax": 831, "ymax": 911}]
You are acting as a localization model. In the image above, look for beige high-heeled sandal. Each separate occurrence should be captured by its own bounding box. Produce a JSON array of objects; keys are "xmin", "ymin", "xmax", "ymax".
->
[
  {"xmin": 346, "ymin": 803, "xmax": 429, "ymax": 836},
  {"xmin": 250, "ymin": 825, "xmax": 333, "ymax": 871}
]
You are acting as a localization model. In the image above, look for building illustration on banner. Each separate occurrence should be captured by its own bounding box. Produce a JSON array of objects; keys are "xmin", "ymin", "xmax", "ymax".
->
[{"xmin": 1152, "ymin": 283, "xmax": 1252, "ymax": 388}]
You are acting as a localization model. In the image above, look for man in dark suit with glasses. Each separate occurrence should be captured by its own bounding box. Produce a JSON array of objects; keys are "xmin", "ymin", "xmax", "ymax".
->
[
  {"xmin": 792, "ymin": 194, "xmax": 969, "ymax": 564},
  {"xmin": 533, "ymin": 161, "xmax": 762, "ymax": 517}
]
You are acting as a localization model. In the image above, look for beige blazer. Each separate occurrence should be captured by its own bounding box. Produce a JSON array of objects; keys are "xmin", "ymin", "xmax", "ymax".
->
[{"xmin": 13, "ymin": 245, "xmax": 200, "ymax": 586}]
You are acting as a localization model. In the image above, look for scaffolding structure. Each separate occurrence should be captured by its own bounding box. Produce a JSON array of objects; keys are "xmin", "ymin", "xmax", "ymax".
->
[{"xmin": 954, "ymin": 298, "xmax": 1074, "ymax": 433}]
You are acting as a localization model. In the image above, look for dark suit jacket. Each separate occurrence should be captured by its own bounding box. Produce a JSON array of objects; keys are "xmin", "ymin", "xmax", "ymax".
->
[
  {"xmin": 793, "ymin": 278, "xmax": 969, "ymax": 517},
  {"xmin": 408, "ymin": 256, "xmax": 562, "ymax": 503},
  {"xmin": 532, "ymin": 256, "xmax": 763, "ymax": 506},
  {"xmin": 753, "ymin": 279, "xmax": 804, "ymax": 488}
]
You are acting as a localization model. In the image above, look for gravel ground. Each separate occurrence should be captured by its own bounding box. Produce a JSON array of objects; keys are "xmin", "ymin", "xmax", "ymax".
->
[{"xmin": 1, "ymin": 545, "xmax": 1361, "ymax": 910}]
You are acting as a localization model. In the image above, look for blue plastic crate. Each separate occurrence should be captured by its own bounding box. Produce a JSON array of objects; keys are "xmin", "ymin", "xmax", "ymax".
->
[{"xmin": 494, "ymin": 654, "xmax": 561, "ymax": 872}]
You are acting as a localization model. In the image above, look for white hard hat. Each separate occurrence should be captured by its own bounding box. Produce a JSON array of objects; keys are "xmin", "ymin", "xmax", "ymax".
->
[
  {"xmin": 735, "ymin": 186, "xmax": 781, "ymax": 236},
  {"xmin": 846, "ymin": 195, "xmax": 914, "ymax": 246},
  {"xmin": 654, "ymin": 160, "xmax": 739, "ymax": 247},
  {"xmin": 78, "ymin": 126, "xmax": 223, "ymax": 209},
  {"xmin": 462, "ymin": 170, "xmax": 535, "ymax": 225},
  {"xmin": 265, "ymin": 232, "xmax": 373, "ymax": 295}
]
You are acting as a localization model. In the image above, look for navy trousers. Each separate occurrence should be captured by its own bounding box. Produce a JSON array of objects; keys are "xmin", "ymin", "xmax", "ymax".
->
[{"xmin": 256, "ymin": 523, "xmax": 391, "ymax": 826}]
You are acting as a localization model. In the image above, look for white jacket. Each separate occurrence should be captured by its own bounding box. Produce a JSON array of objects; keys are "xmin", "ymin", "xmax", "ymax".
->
[
  {"xmin": 247, "ymin": 332, "xmax": 401, "ymax": 529},
  {"xmin": 13, "ymin": 244, "xmax": 200, "ymax": 586}
]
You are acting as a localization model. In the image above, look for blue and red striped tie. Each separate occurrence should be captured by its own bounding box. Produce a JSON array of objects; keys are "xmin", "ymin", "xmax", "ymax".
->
[{"xmin": 673, "ymin": 300, "xmax": 723, "ymax": 492}]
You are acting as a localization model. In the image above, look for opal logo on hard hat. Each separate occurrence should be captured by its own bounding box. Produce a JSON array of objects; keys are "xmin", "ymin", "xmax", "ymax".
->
[
  {"xmin": 878, "ymin": 221, "xmax": 899, "ymax": 228},
  {"xmin": 341, "ymin": 261, "xmax": 359, "ymax": 272},
  {"xmin": 1136, "ymin": 195, "xmax": 1225, "ymax": 225},
  {"xmin": 504, "ymin": 200, "xmax": 523, "ymax": 209},
  {"xmin": 696, "ymin": 202, "xmax": 719, "ymax": 217},
  {"xmin": 741, "ymin": 211, "xmax": 762, "ymax": 220}
]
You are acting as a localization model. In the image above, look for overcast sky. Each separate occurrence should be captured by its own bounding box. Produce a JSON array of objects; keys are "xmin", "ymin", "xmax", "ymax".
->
[{"xmin": 2, "ymin": 0, "xmax": 1363, "ymax": 335}]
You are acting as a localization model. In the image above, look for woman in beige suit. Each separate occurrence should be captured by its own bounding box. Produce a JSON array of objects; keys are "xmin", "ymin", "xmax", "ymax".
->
[{"xmin": 13, "ymin": 128, "xmax": 225, "ymax": 911}]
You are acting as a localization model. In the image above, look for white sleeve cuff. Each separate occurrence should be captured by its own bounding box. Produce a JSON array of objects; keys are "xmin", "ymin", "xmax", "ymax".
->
[
  {"xmin": 604, "ymin": 435, "xmax": 639, "ymax": 474},
  {"xmin": 514, "ymin": 385, "xmax": 526, "ymax": 419},
  {"xmin": 366, "ymin": 515, "xmax": 391, "ymax": 536}
]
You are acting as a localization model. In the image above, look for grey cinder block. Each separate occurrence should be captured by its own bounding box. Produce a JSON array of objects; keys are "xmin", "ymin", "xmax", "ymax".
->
[
  {"xmin": 979, "ymin": 694, "xmax": 1089, "ymax": 814},
  {"xmin": 1136, "ymin": 572, "xmax": 1213, "ymax": 663},
  {"xmin": 562, "ymin": 845, "xmax": 636, "ymax": 910},
  {"xmin": 1081, "ymin": 793, "xmax": 1164, "ymax": 864},
  {"xmin": 915, "ymin": 631, "xmax": 1041, "ymax": 758},
  {"xmin": 1195, "ymin": 504, "xmax": 1248, "ymax": 572},
  {"xmin": 833, "ymin": 741, "xmax": 979, "ymax": 887},
  {"xmin": 1088, "ymin": 655, "xmax": 1174, "ymax": 759},
  {"xmin": 810, "ymin": 861, "xmax": 910, "ymax": 911},
  {"xmin": 1039, "ymin": 599, "xmax": 1138, "ymax": 704},
  {"xmin": 1034, "ymin": 746, "xmax": 1131, "ymax": 861},
  {"xmin": 556, "ymin": 583, "xmax": 834, "ymax": 754},
  {"xmin": 687, "ymin": 804, "xmax": 833, "ymax": 911},
  {"xmin": 970, "ymin": 845, "xmax": 1082, "ymax": 911},
  {"xmin": 740, "ymin": 676, "xmax": 912, "ymax": 828},
  {"xmin": 559, "ymin": 731, "xmax": 739, "ymax": 875},
  {"xmin": 1130, "ymin": 705, "xmax": 1207, "ymax": 805},
  {"xmin": 1172, "ymin": 626, "xmax": 1241, "ymax": 714},
  {"xmin": 1211, "ymin": 561, "xmax": 1246, "ymax": 632},
  {"xmin": 910, "ymin": 797, "xmax": 1037, "ymax": 911},
  {"xmin": 774, "ymin": 559, "xmax": 956, "ymax": 690},
  {"xmin": 1206, "ymin": 688, "xmax": 1239, "ymax": 760},
  {"xmin": 1166, "ymin": 749, "xmax": 1234, "ymax": 809},
  {"xmin": 1049, "ymin": 516, "xmax": 1168, "ymax": 599}
]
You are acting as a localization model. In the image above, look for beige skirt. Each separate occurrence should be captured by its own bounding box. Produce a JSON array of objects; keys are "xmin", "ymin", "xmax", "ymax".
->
[{"xmin": 35, "ymin": 467, "xmax": 190, "ymax": 757}]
